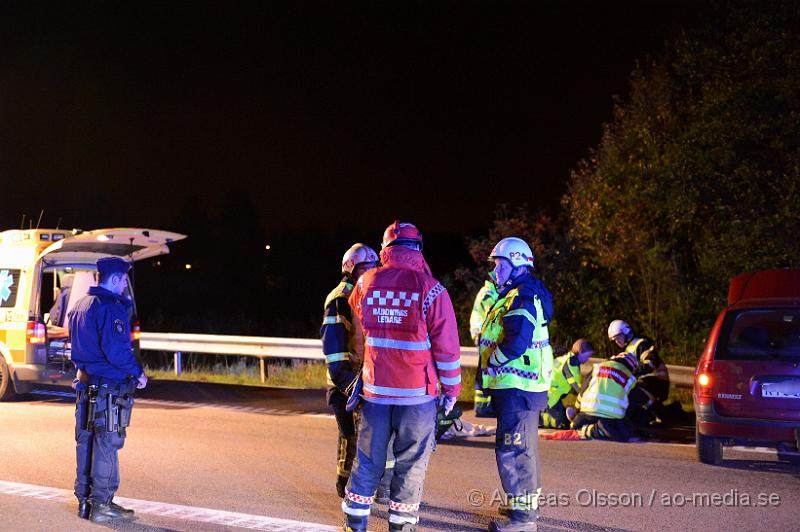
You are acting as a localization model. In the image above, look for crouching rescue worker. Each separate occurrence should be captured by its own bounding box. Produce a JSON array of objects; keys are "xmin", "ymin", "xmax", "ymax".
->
[
  {"xmin": 343, "ymin": 221, "xmax": 461, "ymax": 532},
  {"xmin": 607, "ymin": 320, "xmax": 669, "ymax": 427},
  {"xmin": 322, "ymin": 244, "xmax": 396, "ymax": 499},
  {"xmin": 570, "ymin": 352, "xmax": 637, "ymax": 441},
  {"xmin": 539, "ymin": 339, "xmax": 594, "ymax": 429},
  {"xmin": 69, "ymin": 257, "xmax": 147, "ymax": 522},
  {"xmin": 479, "ymin": 237, "xmax": 553, "ymax": 532}
]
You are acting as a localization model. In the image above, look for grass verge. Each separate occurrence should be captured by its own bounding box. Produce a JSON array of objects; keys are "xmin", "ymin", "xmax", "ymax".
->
[{"xmin": 147, "ymin": 362, "xmax": 694, "ymax": 411}]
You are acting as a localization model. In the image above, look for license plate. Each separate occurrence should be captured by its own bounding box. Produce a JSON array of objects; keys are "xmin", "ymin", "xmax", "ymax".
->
[{"xmin": 762, "ymin": 382, "xmax": 800, "ymax": 399}]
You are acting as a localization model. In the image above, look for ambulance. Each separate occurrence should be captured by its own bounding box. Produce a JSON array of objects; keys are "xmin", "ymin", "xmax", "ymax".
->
[{"xmin": 0, "ymin": 227, "xmax": 186, "ymax": 400}]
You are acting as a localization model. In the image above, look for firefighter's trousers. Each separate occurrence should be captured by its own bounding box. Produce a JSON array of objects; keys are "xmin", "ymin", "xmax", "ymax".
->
[{"xmin": 342, "ymin": 399, "xmax": 436, "ymax": 530}]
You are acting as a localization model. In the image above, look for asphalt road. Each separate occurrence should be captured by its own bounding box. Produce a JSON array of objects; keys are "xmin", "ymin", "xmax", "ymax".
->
[{"xmin": 0, "ymin": 380, "xmax": 798, "ymax": 532}]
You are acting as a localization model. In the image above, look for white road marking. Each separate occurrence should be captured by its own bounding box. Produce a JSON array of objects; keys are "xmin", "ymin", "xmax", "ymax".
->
[
  {"xmin": 0, "ymin": 480, "xmax": 339, "ymax": 531},
  {"xmin": 30, "ymin": 389, "xmax": 335, "ymax": 420}
]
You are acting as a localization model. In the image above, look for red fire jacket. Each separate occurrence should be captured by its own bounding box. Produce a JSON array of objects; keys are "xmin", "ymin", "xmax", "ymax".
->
[{"xmin": 349, "ymin": 246, "xmax": 462, "ymax": 403}]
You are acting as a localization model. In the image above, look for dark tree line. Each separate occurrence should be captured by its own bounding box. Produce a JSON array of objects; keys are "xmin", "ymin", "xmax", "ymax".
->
[{"xmin": 453, "ymin": 1, "xmax": 800, "ymax": 364}]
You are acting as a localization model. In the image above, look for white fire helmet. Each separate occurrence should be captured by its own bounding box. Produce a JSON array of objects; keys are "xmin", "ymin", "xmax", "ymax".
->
[
  {"xmin": 341, "ymin": 243, "xmax": 378, "ymax": 275},
  {"xmin": 489, "ymin": 237, "xmax": 535, "ymax": 269},
  {"xmin": 608, "ymin": 320, "xmax": 632, "ymax": 340}
]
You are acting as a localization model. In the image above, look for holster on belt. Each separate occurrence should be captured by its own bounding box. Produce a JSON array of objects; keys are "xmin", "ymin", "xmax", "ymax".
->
[{"xmin": 86, "ymin": 385, "xmax": 99, "ymax": 431}]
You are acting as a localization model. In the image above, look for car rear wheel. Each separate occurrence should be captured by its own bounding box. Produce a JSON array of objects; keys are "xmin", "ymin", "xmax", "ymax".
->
[
  {"xmin": 0, "ymin": 357, "xmax": 17, "ymax": 401},
  {"xmin": 696, "ymin": 424, "xmax": 722, "ymax": 465}
]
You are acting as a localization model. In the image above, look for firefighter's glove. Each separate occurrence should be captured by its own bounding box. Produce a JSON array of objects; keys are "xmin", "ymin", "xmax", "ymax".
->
[
  {"xmin": 136, "ymin": 372, "xmax": 148, "ymax": 389},
  {"xmin": 440, "ymin": 395, "xmax": 457, "ymax": 416}
]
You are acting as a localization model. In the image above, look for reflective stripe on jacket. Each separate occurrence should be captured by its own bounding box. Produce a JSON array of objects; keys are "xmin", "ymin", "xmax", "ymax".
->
[
  {"xmin": 320, "ymin": 278, "xmax": 362, "ymax": 392},
  {"xmin": 349, "ymin": 246, "xmax": 461, "ymax": 401},
  {"xmin": 626, "ymin": 337, "xmax": 669, "ymax": 382},
  {"xmin": 576, "ymin": 359, "xmax": 636, "ymax": 419},
  {"xmin": 478, "ymin": 272, "xmax": 553, "ymax": 393}
]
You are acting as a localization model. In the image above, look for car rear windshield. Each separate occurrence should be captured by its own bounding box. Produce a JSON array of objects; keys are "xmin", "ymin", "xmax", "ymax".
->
[{"xmin": 716, "ymin": 308, "xmax": 800, "ymax": 360}]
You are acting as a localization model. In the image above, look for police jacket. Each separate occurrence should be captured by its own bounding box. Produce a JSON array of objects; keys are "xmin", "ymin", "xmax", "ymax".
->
[
  {"xmin": 68, "ymin": 286, "xmax": 142, "ymax": 383},
  {"xmin": 349, "ymin": 245, "xmax": 462, "ymax": 404},
  {"xmin": 321, "ymin": 276, "xmax": 363, "ymax": 393},
  {"xmin": 479, "ymin": 271, "xmax": 553, "ymax": 393}
]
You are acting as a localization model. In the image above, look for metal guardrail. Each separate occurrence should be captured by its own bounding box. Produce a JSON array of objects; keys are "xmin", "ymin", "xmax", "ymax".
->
[{"xmin": 139, "ymin": 332, "xmax": 694, "ymax": 388}]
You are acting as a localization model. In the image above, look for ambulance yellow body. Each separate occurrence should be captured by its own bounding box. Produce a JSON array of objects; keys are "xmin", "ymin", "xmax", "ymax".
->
[{"xmin": 0, "ymin": 228, "xmax": 185, "ymax": 399}]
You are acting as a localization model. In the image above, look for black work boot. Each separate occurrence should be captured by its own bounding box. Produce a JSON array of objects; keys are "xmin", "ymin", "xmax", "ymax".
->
[
  {"xmin": 389, "ymin": 523, "xmax": 417, "ymax": 532},
  {"xmin": 90, "ymin": 501, "xmax": 132, "ymax": 523},
  {"xmin": 488, "ymin": 517, "xmax": 538, "ymax": 532},
  {"xmin": 336, "ymin": 475, "xmax": 348, "ymax": 499},
  {"xmin": 374, "ymin": 486, "xmax": 390, "ymax": 505},
  {"xmin": 109, "ymin": 499, "xmax": 135, "ymax": 517},
  {"xmin": 77, "ymin": 499, "xmax": 91, "ymax": 519}
]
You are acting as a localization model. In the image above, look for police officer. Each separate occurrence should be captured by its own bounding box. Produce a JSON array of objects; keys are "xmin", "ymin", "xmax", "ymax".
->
[
  {"xmin": 479, "ymin": 237, "xmax": 553, "ymax": 532},
  {"xmin": 322, "ymin": 244, "xmax": 389, "ymax": 499},
  {"xmin": 69, "ymin": 256, "xmax": 147, "ymax": 522}
]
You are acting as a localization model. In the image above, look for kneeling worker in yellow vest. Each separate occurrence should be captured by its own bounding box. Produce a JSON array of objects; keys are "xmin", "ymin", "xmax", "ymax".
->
[
  {"xmin": 539, "ymin": 339, "xmax": 594, "ymax": 429},
  {"xmin": 569, "ymin": 352, "xmax": 638, "ymax": 442}
]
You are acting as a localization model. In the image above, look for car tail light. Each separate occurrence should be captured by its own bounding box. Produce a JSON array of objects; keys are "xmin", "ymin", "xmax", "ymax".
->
[
  {"xmin": 131, "ymin": 320, "xmax": 141, "ymax": 342},
  {"xmin": 26, "ymin": 321, "xmax": 46, "ymax": 344},
  {"xmin": 696, "ymin": 360, "xmax": 714, "ymax": 399}
]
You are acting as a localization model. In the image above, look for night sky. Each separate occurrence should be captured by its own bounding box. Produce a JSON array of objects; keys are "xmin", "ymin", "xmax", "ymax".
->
[
  {"xmin": 1, "ymin": 1, "xmax": 704, "ymax": 233},
  {"xmin": 1, "ymin": 1, "xmax": 706, "ymax": 334}
]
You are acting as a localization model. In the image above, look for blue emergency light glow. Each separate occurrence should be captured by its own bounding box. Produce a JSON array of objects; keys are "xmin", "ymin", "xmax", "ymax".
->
[
  {"xmin": 52, "ymin": 234, "xmax": 65, "ymax": 241},
  {"xmin": 40, "ymin": 234, "xmax": 50, "ymax": 241}
]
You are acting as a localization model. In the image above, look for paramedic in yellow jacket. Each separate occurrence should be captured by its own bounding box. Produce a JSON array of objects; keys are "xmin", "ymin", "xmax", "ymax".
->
[
  {"xmin": 470, "ymin": 272, "xmax": 498, "ymax": 417},
  {"xmin": 479, "ymin": 237, "xmax": 553, "ymax": 532},
  {"xmin": 539, "ymin": 339, "xmax": 594, "ymax": 429},
  {"xmin": 571, "ymin": 352, "xmax": 638, "ymax": 441}
]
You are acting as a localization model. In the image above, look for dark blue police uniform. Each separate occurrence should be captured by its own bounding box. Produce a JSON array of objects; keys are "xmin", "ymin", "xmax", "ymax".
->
[{"xmin": 68, "ymin": 257, "xmax": 141, "ymax": 521}]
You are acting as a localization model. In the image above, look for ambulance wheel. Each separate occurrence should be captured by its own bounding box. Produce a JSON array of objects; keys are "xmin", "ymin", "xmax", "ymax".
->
[
  {"xmin": 0, "ymin": 357, "xmax": 17, "ymax": 401},
  {"xmin": 696, "ymin": 424, "xmax": 722, "ymax": 465}
]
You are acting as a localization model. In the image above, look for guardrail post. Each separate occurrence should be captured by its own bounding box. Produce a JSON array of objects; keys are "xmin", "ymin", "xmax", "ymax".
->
[
  {"xmin": 259, "ymin": 357, "xmax": 266, "ymax": 383},
  {"xmin": 174, "ymin": 352, "xmax": 182, "ymax": 376}
]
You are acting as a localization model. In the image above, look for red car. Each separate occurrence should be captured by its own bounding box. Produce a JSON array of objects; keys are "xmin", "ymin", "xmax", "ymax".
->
[{"xmin": 694, "ymin": 268, "xmax": 800, "ymax": 465}]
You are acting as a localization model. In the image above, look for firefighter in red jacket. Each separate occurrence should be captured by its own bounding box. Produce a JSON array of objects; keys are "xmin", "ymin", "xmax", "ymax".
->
[{"xmin": 343, "ymin": 221, "xmax": 462, "ymax": 532}]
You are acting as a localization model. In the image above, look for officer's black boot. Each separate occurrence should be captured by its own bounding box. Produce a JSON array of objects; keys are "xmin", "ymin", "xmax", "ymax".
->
[
  {"xmin": 90, "ymin": 501, "xmax": 132, "ymax": 523},
  {"xmin": 109, "ymin": 499, "xmax": 135, "ymax": 517},
  {"xmin": 77, "ymin": 499, "xmax": 91, "ymax": 519}
]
